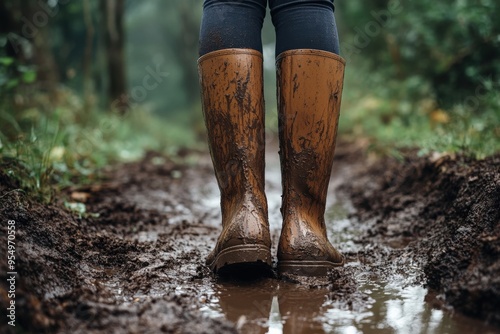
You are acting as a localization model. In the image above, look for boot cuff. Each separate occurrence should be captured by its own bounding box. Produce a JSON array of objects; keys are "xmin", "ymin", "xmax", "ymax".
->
[
  {"xmin": 198, "ymin": 48, "xmax": 263, "ymax": 65},
  {"xmin": 275, "ymin": 49, "xmax": 345, "ymax": 65}
]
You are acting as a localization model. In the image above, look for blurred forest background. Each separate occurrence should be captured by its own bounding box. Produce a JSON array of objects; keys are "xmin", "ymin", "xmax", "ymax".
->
[{"xmin": 0, "ymin": 0, "xmax": 499, "ymax": 200}]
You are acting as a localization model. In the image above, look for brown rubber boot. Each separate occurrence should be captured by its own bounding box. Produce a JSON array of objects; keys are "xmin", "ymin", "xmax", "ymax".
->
[
  {"xmin": 198, "ymin": 49, "xmax": 272, "ymax": 274},
  {"xmin": 276, "ymin": 49, "xmax": 346, "ymax": 277}
]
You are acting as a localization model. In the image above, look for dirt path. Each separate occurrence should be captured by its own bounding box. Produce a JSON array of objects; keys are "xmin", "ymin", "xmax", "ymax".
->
[{"xmin": 0, "ymin": 139, "xmax": 499, "ymax": 333}]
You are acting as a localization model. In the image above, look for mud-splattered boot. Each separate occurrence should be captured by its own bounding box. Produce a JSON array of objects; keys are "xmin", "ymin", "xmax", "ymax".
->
[
  {"xmin": 198, "ymin": 49, "xmax": 272, "ymax": 274},
  {"xmin": 276, "ymin": 49, "xmax": 346, "ymax": 277}
]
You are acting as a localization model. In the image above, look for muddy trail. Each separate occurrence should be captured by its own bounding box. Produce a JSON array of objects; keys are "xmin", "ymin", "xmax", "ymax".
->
[{"xmin": 1, "ymin": 138, "xmax": 500, "ymax": 334}]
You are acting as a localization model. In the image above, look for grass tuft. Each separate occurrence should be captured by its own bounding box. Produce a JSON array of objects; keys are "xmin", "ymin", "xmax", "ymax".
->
[{"xmin": 0, "ymin": 90, "xmax": 201, "ymax": 203}]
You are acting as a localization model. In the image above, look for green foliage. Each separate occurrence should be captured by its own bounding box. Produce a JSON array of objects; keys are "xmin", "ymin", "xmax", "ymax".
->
[
  {"xmin": 339, "ymin": 0, "xmax": 500, "ymax": 106},
  {"xmin": 0, "ymin": 112, "xmax": 59, "ymax": 202},
  {"xmin": 0, "ymin": 53, "xmax": 37, "ymax": 93},
  {"xmin": 0, "ymin": 90, "xmax": 200, "ymax": 203},
  {"xmin": 0, "ymin": 33, "xmax": 37, "ymax": 91},
  {"xmin": 340, "ymin": 62, "xmax": 500, "ymax": 159},
  {"xmin": 337, "ymin": 0, "xmax": 500, "ymax": 158}
]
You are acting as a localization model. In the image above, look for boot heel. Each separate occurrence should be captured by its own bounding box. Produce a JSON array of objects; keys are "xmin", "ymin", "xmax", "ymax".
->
[
  {"xmin": 278, "ymin": 259, "xmax": 344, "ymax": 277},
  {"xmin": 210, "ymin": 244, "xmax": 272, "ymax": 275}
]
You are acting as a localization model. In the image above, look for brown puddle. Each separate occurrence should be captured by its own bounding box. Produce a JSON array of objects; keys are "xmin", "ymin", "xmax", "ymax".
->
[
  {"xmin": 183, "ymin": 151, "xmax": 500, "ymax": 334},
  {"xmin": 196, "ymin": 277, "xmax": 500, "ymax": 334}
]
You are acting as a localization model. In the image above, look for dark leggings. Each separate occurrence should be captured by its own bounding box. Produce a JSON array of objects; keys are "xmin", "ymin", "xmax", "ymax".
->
[{"xmin": 199, "ymin": 0, "xmax": 339, "ymax": 57}]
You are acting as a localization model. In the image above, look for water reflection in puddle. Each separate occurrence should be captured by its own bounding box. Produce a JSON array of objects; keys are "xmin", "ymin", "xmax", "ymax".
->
[
  {"xmin": 194, "ymin": 151, "xmax": 499, "ymax": 334},
  {"xmin": 198, "ymin": 188, "xmax": 498, "ymax": 333},
  {"xmin": 199, "ymin": 276, "xmax": 499, "ymax": 334}
]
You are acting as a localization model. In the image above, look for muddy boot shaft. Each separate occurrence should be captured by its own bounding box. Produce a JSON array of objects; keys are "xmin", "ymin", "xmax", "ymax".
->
[
  {"xmin": 198, "ymin": 49, "xmax": 272, "ymax": 274},
  {"xmin": 276, "ymin": 49, "xmax": 346, "ymax": 277}
]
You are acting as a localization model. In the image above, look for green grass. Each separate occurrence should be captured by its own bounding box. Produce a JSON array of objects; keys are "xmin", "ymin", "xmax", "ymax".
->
[
  {"xmin": 339, "ymin": 60, "xmax": 500, "ymax": 159},
  {"xmin": 0, "ymin": 91, "xmax": 201, "ymax": 203}
]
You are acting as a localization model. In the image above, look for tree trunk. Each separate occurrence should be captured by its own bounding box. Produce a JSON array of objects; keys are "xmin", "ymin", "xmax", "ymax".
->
[
  {"xmin": 176, "ymin": 0, "xmax": 201, "ymax": 106},
  {"xmin": 102, "ymin": 0, "xmax": 127, "ymax": 113},
  {"xmin": 82, "ymin": 0, "xmax": 94, "ymax": 115}
]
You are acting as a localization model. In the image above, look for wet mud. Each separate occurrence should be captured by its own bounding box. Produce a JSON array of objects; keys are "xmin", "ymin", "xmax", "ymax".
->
[
  {"xmin": 0, "ymin": 139, "xmax": 499, "ymax": 333},
  {"xmin": 345, "ymin": 147, "xmax": 500, "ymax": 326}
]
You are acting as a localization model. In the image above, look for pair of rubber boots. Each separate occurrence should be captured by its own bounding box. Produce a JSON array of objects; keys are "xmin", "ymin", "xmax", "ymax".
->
[{"xmin": 198, "ymin": 48, "xmax": 345, "ymax": 277}]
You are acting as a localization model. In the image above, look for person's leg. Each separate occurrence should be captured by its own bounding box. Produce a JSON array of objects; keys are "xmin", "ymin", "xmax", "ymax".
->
[
  {"xmin": 199, "ymin": 0, "xmax": 267, "ymax": 56},
  {"xmin": 270, "ymin": 0, "xmax": 346, "ymax": 276},
  {"xmin": 198, "ymin": 0, "xmax": 272, "ymax": 274},
  {"xmin": 269, "ymin": 0, "xmax": 340, "ymax": 55}
]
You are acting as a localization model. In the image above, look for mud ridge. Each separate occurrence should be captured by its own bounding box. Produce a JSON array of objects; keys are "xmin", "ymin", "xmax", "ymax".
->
[
  {"xmin": 345, "ymin": 152, "xmax": 500, "ymax": 325},
  {"xmin": 0, "ymin": 154, "xmax": 237, "ymax": 334}
]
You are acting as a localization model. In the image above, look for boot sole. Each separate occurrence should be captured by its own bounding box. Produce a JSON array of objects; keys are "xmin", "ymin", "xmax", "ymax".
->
[
  {"xmin": 209, "ymin": 244, "xmax": 272, "ymax": 274},
  {"xmin": 278, "ymin": 259, "xmax": 344, "ymax": 277}
]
